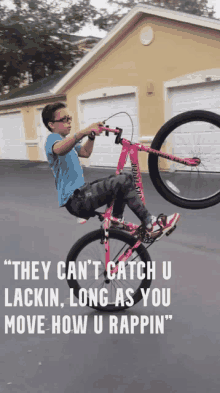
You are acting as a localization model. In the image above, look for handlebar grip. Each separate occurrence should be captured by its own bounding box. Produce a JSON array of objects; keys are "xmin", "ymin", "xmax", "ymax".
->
[
  {"xmin": 115, "ymin": 127, "xmax": 123, "ymax": 144},
  {"xmin": 105, "ymin": 125, "xmax": 109, "ymax": 136}
]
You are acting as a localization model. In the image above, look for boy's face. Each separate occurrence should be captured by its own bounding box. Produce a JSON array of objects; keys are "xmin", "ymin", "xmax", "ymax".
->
[{"xmin": 48, "ymin": 107, "xmax": 72, "ymax": 137}]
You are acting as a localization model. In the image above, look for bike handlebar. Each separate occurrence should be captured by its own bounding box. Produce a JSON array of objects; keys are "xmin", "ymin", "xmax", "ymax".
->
[
  {"xmin": 91, "ymin": 126, "xmax": 123, "ymax": 144},
  {"xmin": 91, "ymin": 126, "xmax": 120, "ymax": 134}
]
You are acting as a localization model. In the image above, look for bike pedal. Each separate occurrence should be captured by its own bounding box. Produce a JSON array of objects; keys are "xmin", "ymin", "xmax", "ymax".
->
[{"xmin": 166, "ymin": 225, "xmax": 176, "ymax": 236}]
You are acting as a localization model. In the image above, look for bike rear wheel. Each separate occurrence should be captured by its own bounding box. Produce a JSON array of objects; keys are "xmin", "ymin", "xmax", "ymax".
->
[
  {"xmin": 148, "ymin": 110, "xmax": 220, "ymax": 209},
  {"xmin": 66, "ymin": 229, "xmax": 152, "ymax": 311}
]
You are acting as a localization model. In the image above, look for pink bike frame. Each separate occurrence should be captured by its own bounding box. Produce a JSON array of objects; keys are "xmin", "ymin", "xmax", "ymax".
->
[{"xmin": 90, "ymin": 126, "xmax": 199, "ymax": 273}]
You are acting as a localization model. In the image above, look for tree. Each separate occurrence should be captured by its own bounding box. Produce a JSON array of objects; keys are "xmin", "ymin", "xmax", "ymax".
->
[
  {"xmin": 0, "ymin": 0, "xmax": 98, "ymax": 93},
  {"xmin": 94, "ymin": 0, "xmax": 215, "ymax": 32}
]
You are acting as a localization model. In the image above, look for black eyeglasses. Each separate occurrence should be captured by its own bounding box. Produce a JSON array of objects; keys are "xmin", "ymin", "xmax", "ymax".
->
[{"xmin": 52, "ymin": 116, "xmax": 72, "ymax": 124}]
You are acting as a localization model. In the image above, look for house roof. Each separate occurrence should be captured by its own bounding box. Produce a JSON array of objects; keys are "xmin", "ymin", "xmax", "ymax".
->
[
  {"xmin": 65, "ymin": 34, "xmax": 101, "ymax": 44},
  {"xmin": 0, "ymin": 71, "xmax": 68, "ymax": 103},
  {"xmin": 1, "ymin": 3, "xmax": 220, "ymax": 108}
]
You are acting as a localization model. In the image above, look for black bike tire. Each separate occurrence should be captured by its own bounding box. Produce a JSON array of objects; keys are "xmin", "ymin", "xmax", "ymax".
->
[
  {"xmin": 66, "ymin": 228, "xmax": 152, "ymax": 311},
  {"xmin": 148, "ymin": 110, "xmax": 220, "ymax": 209}
]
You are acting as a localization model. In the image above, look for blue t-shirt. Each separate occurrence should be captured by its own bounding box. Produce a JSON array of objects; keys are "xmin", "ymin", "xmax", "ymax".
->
[{"xmin": 45, "ymin": 133, "xmax": 85, "ymax": 207}]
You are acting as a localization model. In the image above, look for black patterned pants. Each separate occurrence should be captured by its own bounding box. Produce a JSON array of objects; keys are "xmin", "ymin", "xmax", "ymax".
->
[{"xmin": 65, "ymin": 173, "xmax": 151, "ymax": 225}]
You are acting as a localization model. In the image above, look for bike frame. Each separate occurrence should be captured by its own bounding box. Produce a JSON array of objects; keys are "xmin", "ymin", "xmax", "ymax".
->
[{"xmin": 89, "ymin": 126, "xmax": 199, "ymax": 275}]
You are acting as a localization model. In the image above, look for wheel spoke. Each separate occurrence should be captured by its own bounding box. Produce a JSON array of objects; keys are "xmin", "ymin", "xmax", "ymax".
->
[
  {"xmin": 66, "ymin": 229, "xmax": 152, "ymax": 311},
  {"xmin": 151, "ymin": 111, "xmax": 220, "ymax": 208}
]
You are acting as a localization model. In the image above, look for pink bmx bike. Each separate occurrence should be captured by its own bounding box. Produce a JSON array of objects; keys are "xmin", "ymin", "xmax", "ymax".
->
[{"xmin": 66, "ymin": 110, "xmax": 220, "ymax": 311}]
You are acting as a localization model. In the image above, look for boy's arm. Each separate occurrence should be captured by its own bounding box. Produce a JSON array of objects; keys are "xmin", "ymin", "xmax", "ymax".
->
[
  {"xmin": 78, "ymin": 137, "xmax": 95, "ymax": 158},
  {"xmin": 52, "ymin": 122, "xmax": 103, "ymax": 156}
]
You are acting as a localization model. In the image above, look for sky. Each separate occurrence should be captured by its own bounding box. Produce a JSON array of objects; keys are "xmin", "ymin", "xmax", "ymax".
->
[
  {"xmin": 209, "ymin": 0, "xmax": 220, "ymax": 17},
  {"xmin": 79, "ymin": 0, "xmax": 220, "ymax": 38},
  {"xmin": 79, "ymin": 0, "xmax": 114, "ymax": 38},
  {"xmin": 2, "ymin": 0, "xmax": 220, "ymax": 38}
]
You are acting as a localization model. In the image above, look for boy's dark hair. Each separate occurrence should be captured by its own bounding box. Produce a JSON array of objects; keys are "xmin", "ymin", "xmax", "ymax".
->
[{"xmin": 42, "ymin": 102, "xmax": 66, "ymax": 132}]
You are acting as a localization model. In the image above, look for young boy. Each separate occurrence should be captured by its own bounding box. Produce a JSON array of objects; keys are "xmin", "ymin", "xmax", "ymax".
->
[{"xmin": 43, "ymin": 102, "xmax": 180, "ymax": 240}]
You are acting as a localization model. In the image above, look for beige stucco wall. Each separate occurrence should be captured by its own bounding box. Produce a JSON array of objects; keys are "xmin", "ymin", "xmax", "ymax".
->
[
  {"xmin": 66, "ymin": 16, "xmax": 220, "ymax": 127},
  {"xmin": 22, "ymin": 106, "xmax": 39, "ymax": 160},
  {"xmin": 64, "ymin": 15, "xmax": 220, "ymax": 170},
  {"xmin": 1, "ymin": 14, "xmax": 220, "ymax": 167}
]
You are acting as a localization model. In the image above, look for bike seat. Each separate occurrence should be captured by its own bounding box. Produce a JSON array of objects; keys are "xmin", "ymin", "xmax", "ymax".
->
[{"xmin": 76, "ymin": 211, "xmax": 104, "ymax": 224}]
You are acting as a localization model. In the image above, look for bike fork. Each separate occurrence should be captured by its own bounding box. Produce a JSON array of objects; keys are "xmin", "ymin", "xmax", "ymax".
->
[{"xmin": 103, "ymin": 227, "xmax": 142, "ymax": 279}]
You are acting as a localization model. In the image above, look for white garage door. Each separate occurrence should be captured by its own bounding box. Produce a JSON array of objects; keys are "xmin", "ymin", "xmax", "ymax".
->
[
  {"xmin": 36, "ymin": 109, "xmax": 51, "ymax": 161},
  {"xmin": 80, "ymin": 93, "xmax": 138, "ymax": 167},
  {"xmin": 169, "ymin": 82, "xmax": 220, "ymax": 172},
  {"xmin": 0, "ymin": 112, "xmax": 27, "ymax": 160}
]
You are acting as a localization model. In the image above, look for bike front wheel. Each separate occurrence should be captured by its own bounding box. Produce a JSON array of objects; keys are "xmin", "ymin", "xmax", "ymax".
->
[
  {"xmin": 148, "ymin": 110, "xmax": 220, "ymax": 209},
  {"xmin": 66, "ymin": 228, "xmax": 152, "ymax": 311}
]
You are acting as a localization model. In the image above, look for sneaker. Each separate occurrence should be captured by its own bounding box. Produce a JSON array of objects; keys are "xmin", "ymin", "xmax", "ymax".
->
[{"xmin": 145, "ymin": 213, "xmax": 180, "ymax": 241}]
